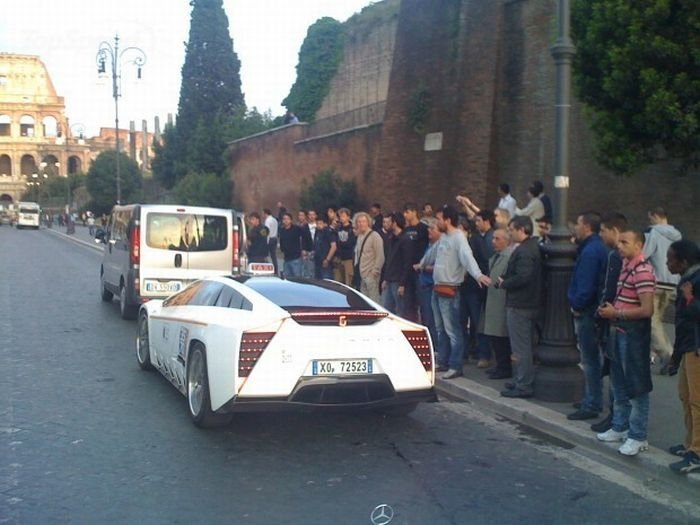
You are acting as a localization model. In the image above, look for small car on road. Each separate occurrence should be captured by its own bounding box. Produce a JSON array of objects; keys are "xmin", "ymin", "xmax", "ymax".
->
[{"xmin": 136, "ymin": 272, "xmax": 436, "ymax": 427}]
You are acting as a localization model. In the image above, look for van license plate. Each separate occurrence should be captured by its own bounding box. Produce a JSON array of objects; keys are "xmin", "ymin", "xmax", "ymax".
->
[
  {"xmin": 144, "ymin": 280, "xmax": 182, "ymax": 293},
  {"xmin": 312, "ymin": 359, "xmax": 372, "ymax": 375}
]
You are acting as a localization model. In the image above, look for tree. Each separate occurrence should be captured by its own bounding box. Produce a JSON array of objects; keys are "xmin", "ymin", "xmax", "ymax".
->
[
  {"xmin": 299, "ymin": 168, "xmax": 361, "ymax": 213},
  {"xmin": 151, "ymin": 123, "xmax": 179, "ymax": 189},
  {"xmin": 153, "ymin": 0, "xmax": 245, "ymax": 189},
  {"xmin": 174, "ymin": 171, "xmax": 232, "ymax": 208},
  {"xmin": 282, "ymin": 17, "xmax": 345, "ymax": 122},
  {"xmin": 86, "ymin": 151, "xmax": 142, "ymax": 214},
  {"xmin": 177, "ymin": 0, "xmax": 244, "ymax": 134},
  {"xmin": 572, "ymin": 0, "xmax": 700, "ymax": 175}
]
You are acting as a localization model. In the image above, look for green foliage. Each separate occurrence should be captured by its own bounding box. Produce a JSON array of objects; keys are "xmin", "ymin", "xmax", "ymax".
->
[
  {"xmin": 408, "ymin": 88, "xmax": 432, "ymax": 134},
  {"xmin": 572, "ymin": 0, "xmax": 700, "ymax": 175},
  {"xmin": 177, "ymin": 0, "xmax": 244, "ymax": 135},
  {"xmin": 153, "ymin": 0, "xmax": 245, "ymax": 191},
  {"xmin": 86, "ymin": 150, "xmax": 142, "ymax": 214},
  {"xmin": 174, "ymin": 171, "xmax": 232, "ymax": 208},
  {"xmin": 299, "ymin": 168, "xmax": 361, "ymax": 213},
  {"xmin": 282, "ymin": 17, "xmax": 345, "ymax": 122},
  {"xmin": 151, "ymin": 123, "xmax": 180, "ymax": 189}
]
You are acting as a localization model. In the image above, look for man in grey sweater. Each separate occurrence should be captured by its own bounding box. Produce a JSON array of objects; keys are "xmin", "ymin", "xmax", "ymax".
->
[{"xmin": 432, "ymin": 206, "xmax": 491, "ymax": 379}]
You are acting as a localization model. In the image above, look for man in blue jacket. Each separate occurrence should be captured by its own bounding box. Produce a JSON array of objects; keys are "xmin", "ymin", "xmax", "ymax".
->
[{"xmin": 567, "ymin": 212, "xmax": 609, "ymax": 420}]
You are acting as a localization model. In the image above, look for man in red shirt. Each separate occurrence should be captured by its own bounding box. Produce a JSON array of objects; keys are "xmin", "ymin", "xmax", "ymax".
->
[{"xmin": 597, "ymin": 230, "xmax": 655, "ymax": 456}]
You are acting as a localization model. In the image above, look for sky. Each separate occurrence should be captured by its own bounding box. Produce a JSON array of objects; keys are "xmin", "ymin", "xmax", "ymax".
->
[{"xmin": 0, "ymin": 0, "xmax": 374, "ymax": 137}]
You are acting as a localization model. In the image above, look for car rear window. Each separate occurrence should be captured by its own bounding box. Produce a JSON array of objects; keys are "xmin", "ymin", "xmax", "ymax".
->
[
  {"xmin": 237, "ymin": 277, "xmax": 375, "ymax": 311},
  {"xmin": 145, "ymin": 212, "xmax": 228, "ymax": 252}
]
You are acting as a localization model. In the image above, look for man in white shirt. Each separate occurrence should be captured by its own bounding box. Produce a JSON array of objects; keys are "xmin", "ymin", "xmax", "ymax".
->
[
  {"xmin": 497, "ymin": 183, "xmax": 517, "ymax": 218},
  {"xmin": 263, "ymin": 208, "xmax": 280, "ymax": 275}
]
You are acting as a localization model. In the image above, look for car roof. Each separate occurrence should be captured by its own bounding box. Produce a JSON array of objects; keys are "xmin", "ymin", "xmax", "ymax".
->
[{"xmin": 227, "ymin": 276, "xmax": 377, "ymax": 312}]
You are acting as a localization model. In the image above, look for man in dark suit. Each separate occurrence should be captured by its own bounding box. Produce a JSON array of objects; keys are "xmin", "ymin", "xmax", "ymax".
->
[{"xmin": 497, "ymin": 215, "xmax": 543, "ymax": 398}]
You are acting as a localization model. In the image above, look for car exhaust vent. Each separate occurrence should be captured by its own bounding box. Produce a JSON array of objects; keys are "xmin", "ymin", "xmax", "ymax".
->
[
  {"xmin": 402, "ymin": 330, "xmax": 432, "ymax": 371},
  {"xmin": 290, "ymin": 311, "xmax": 388, "ymax": 326},
  {"xmin": 238, "ymin": 332, "xmax": 275, "ymax": 377}
]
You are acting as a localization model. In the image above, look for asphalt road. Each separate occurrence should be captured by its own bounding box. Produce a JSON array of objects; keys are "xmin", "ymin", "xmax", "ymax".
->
[{"xmin": 1, "ymin": 226, "xmax": 697, "ymax": 525}]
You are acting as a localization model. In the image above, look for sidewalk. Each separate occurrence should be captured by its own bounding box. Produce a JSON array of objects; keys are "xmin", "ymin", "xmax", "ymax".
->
[
  {"xmin": 45, "ymin": 223, "xmax": 103, "ymax": 252},
  {"xmin": 436, "ymin": 356, "xmax": 700, "ymax": 485}
]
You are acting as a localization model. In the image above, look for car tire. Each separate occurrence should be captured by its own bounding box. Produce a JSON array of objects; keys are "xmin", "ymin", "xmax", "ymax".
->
[
  {"xmin": 376, "ymin": 403, "xmax": 418, "ymax": 417},
  {"xmin": 119, "ymin": 284, "xmax": 137, "ymax": 320},
  {"xmin": 187, "ymin": 343, "xmax": 230, "ymax": 428},
  {"xmin": 100, "ymin": 271, "xmax": 113, "ymax": 302},
  {"xmin": 136, "ymin": 312, "xmax": 154, "ymax": 371}
]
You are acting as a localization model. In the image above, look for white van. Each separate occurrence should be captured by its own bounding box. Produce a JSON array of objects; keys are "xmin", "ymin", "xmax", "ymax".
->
[
  {"xmin": 96, "ymin": 204, "xmax": 247, "ymax": 319},
  {"xmin": 16, "ymin": 202, "xmax": 41, "ymax": 229}
]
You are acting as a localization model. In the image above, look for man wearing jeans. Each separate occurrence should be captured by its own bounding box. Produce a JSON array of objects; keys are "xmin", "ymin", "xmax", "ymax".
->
[
  {"xmin": 432, "ymin": 206, "xmax": 490, "ymax": 379},
  {"xmin": 597, "ymin": 230, "xmax": 655, "ymax": 456},
  {"xmin": 279, "ymin": 212, "xmax": 304, "ymax": 278},
  {"xmin": 567, "ymin": 212, "xmax": 608, "ymax": 420}
]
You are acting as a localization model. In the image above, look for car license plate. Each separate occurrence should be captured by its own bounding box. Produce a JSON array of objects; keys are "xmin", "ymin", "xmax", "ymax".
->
[
  {"xmin": 312, "ymin": 359, "xmax": 372, "ymax": 375},
  {"xmin": 144, "ymin": 280, "xmax": 182, "ymax": 293}
]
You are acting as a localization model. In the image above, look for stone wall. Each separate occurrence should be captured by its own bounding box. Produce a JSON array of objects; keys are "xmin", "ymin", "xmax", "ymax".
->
[{"xmin": 315, "ymin": 0, "xmax": 399, "ymax": 120}]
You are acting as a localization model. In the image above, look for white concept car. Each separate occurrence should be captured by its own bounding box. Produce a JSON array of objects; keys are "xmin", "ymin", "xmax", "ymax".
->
[{"xmin": 136, "ymin": 274, "xmax": 437, "ymax": 427}]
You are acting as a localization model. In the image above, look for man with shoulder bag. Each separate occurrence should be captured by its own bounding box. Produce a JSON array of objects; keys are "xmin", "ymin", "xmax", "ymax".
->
[
  {"xmin": 353, "ymin": 212, "xmax": 384, "ymax": 303},
  {"xmin": 432, "ymin": 206, "xmax": 491, "ymax": 379}
]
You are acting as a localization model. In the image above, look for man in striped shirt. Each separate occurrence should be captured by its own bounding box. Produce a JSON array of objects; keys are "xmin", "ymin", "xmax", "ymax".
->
[{"xmin": 596, "ymin": 230, "xmax": 656, "ymax": 456}]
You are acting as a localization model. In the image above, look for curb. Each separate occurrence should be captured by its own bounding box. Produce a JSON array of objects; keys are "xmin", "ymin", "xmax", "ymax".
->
[
  {"xmin": 436, "ymin": 376, "xmax": 700, "ymax": 487},
  {"xmin": 44, "ymin": 227, "xmax": 103, "ymax": 253}
]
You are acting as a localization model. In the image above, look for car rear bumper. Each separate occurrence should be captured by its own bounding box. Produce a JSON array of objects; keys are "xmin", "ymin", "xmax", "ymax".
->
[{"xmin": 220, "ymin": 374, "xmax": 437, "ymax": 413}]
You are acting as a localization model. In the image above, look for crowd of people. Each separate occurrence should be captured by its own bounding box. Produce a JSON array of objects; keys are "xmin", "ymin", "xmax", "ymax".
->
[{"xmin": 245, "ymin": 182, "xmax": 699, "ymax": 474}]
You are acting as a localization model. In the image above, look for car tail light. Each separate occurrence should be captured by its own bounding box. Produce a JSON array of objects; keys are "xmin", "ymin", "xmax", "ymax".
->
[
  {"xmin": 290, "ymin": 310, "xmax": 388, "ymax": 326},
  {"xmin": 238, "ymin": 332, "xmax": 275, "ymax": 377},
  {"xmin": 130, "ymin": 225, "xmax": 140, "ymax": 266},
  {"xmin": 402, "ymin": 330, "xmax": 432, "ymax": 371},
  {"xmin": 232, "ymin": 225, "xmax": 240, "ymax": 272}
]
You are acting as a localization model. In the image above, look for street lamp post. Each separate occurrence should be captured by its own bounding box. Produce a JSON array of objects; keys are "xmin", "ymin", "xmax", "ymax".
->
[
  {"xmin": 534, "ymin": 0, "xmax": 584, "ymax": 402},
  {"xmin": 96, "ymin": 35, "xmax": 146, "ymax": 205}
]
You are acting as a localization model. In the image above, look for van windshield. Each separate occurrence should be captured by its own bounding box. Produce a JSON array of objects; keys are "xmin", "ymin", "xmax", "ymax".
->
[{"xmin": 145, "ymin": 213, "xmax": 228, "ymax": 252}]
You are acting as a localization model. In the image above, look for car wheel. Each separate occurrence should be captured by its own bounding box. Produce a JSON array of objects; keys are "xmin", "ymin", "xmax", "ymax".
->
[
  {"xmin": 119, "ymin": 284, "xmax": 137, "ymax": 320},
  {"xmin": 376, "ymin": 403, "xmax": 418, "ymax": 417},
  {"xmin": 100, "ymin": 272, "xmax": 113, "ymax": 302},
  {"xmin": 136, "ymin": 312, "xmax": 154, "ymax": 371},
  {"xmin": 187, "ymin": 344, "xmax": 230, "ymax": 428}
]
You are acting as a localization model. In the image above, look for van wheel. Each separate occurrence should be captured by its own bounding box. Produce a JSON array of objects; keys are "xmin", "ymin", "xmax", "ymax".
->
[
  {"xmin": 187, "ymin": 344, "xmax": 230, "ymax": 428},
  {"xmin": 100, "ymin": 272, "xmax": 113, "ymax": 302},
  {"xmin": 136, "ymin": 312, "xmax": 154, "ymax": 371},
  {"xmin": 119, "ymin": 284, "xmax": 137, "ymax": 320}
]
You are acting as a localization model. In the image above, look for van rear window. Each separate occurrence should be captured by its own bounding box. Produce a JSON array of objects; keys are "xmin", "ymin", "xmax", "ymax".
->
[{"xmin": 145, "ymin": 213, "xmax": 228, "ymax": 252}]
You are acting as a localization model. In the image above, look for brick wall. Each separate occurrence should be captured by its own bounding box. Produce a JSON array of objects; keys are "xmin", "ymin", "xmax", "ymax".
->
[
  {"xmin": 227, "ymin": 0, "xmax": 699, "ymax": 237},
  {"xmin": 229, "ymin": 123, "xmax": 382, "ymax": 213}
]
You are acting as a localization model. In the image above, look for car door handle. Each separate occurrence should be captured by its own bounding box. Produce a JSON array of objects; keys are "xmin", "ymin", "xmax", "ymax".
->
[{"xmin": 174, "ymin": 253, "xmax": 182, "ymax": 268}]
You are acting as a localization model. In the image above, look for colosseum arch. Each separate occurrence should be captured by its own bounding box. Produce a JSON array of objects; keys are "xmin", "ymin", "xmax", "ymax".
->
[
  {"xmin": 0, "ymin": 115, "xmax": 11, "ymax": 137},
  {"xmin": 68, "ymin": 156, "xmax": 81, "ymax": 174},
  {"xmin": 20, "ymin": 154, "xmax": 37, "ymax": 175},
  {"xmin": 20, "ymin": 115, "xmax": 35, "ymax": 137},
  {"xmin": 42, "ymin": 115, "xmax": 58, "ymax": 137},
  {"xmin": 0, "ymin": 154, "xmax": 11, "ymax": 176}
]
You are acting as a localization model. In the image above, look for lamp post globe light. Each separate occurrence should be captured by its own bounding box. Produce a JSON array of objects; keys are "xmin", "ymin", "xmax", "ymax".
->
[
  {"xmin": 96, "ymin": 35, "xmax": 146, "ymax": 205},
  {"xmin": 534, "ymin": 0, "xmax": 584, "ymax": 402}
]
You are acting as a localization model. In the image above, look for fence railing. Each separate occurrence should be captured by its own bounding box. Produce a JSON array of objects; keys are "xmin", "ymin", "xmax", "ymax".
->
[{"xmin": 306, "ymin": 101, "xmax": 387, "ymax": 137}]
